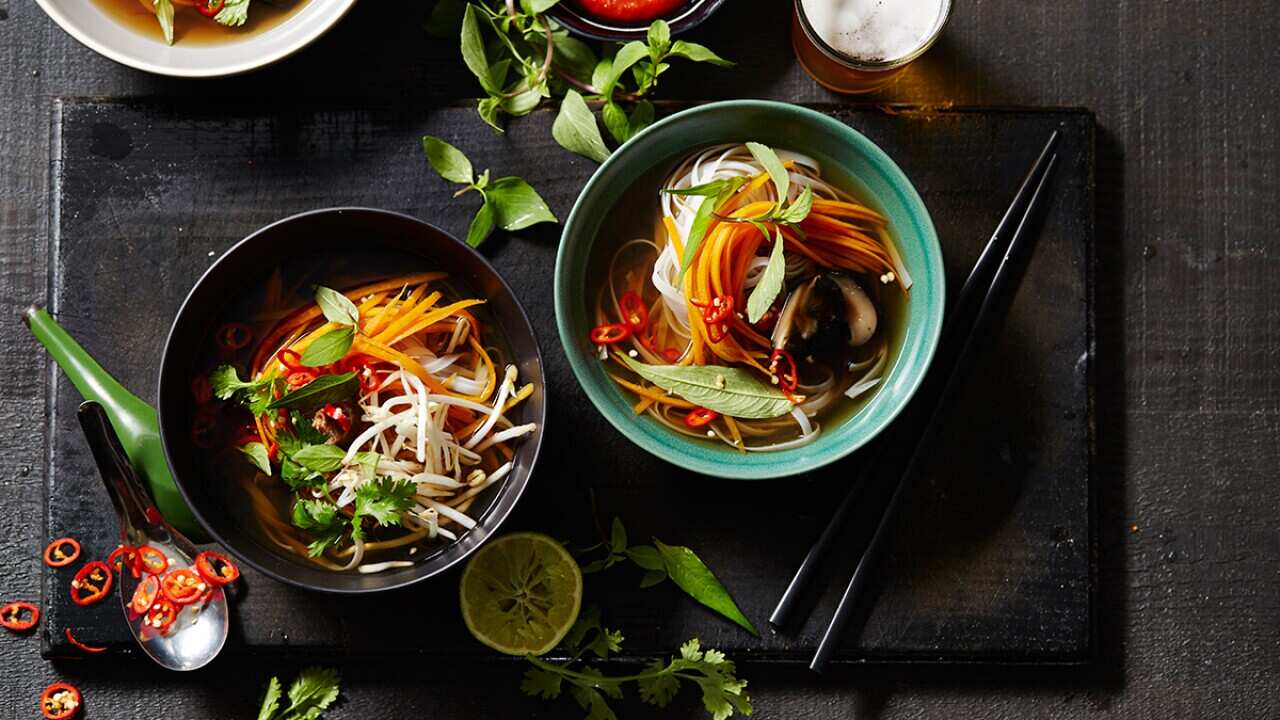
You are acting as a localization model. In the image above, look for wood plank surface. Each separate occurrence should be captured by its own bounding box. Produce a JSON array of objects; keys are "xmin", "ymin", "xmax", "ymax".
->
[
  {"xmin": 42, "ymin": 100, "xmax": 1094, "ymax": 667},
  {"xmin": 0, "ymin": 0, "xmax": 1276, "ymax": 718}
]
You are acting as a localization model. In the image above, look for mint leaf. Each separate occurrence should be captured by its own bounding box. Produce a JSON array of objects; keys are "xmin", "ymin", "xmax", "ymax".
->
[
  {"xmin": 299, "ymin": 327, "xmax": 354, "ymax": 367},
  {"xmin": 654, "ymin": 540, "xmax": 758, "ymax": 635},
  {"xmin": 314, "ymin": 286, "xmax": 359, "ymax": 327},
  {"xmin": 257, "ymin": 675, "xmax": 282, "ymax": 720},
  {"xmin": 746, "ymin": 227, "xmax": 786, "ymax": 323},
  {"xmin": 239, "ymin": 441, "xmax": 272, "ymax": 475},
  {"xmin": 553, "ymin": 90, "xmax": 611, "ymax": 163},
  {"xmin": 487, "ymin": 177, "xmax": 557, "ymax": 231},
  {"xmin": 267, "ymin": 372, "xmax": 358, "ymax": 411},
  {"xmin": 213, "ymin": 0, "xmax": 249, "ymax": 27}
]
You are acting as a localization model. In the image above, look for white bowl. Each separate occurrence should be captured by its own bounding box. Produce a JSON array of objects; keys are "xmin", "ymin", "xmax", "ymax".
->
[{"xmin": 35, "ymin": 0, "xmax": 357, "ymax": 77}]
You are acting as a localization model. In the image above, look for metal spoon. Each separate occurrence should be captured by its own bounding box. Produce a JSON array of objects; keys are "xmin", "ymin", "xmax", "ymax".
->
[{"xmin": 77, "ymin": 401, "xmax": 229, "ymax": 671}]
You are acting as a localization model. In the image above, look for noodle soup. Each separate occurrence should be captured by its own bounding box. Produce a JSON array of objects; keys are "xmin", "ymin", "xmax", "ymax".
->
[
  {"xmin": 92, "ymin": 0, "xmax": 307, "ymax": 45},
  {"xmin": 585, "ymin": 143, "xmax": 909, "ymax": 452}
]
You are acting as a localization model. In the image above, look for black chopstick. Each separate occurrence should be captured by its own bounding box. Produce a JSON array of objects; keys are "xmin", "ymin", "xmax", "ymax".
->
[
  {"xmin": 807, "ymin": 148, "xmax": 1061, "ymax": 672},
  {"xmin": 769, "ymin": 131, "xmax": 1062, "ymax": 633}
]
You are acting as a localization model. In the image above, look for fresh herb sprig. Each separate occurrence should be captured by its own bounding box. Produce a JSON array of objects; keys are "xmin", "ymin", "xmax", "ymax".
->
[
  {"xmin": 151, "ymin": 0, "xmax": 254, "ymax": 46},
  {"xmin": 256, "ymin": 667, "xmax": 342, "ymax": 720},
  {"xmin": 301, "ymin": 285, "xmax": 360, "ymax": 367},
  {"xmin": 422, "ymin": 136, "xmax": 558, "ymax": 247},
  {"xmin": 291, "ymin": 477, "xmax": 414, "ymax": 556},
  {"xmin": 579, "ymin": 518, "xmax": 758, "ymax": 635},
  {"xmin": 522, "ymin": 609, "xmax": 752, "ymax": 720},
  {"xmin": 438, "ymin": 0, "xmax": 732, "ymax": 161}
]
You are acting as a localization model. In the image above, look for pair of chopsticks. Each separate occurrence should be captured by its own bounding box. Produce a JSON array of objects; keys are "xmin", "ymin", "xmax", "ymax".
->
[{"xmin": 769, "ymin": 131, "xmax": 1063, "ymax": 672}]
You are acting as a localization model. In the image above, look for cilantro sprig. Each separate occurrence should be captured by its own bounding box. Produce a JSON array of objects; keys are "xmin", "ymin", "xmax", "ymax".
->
[
  {"xmin": 290, "ymin": 477, "xmax": 414, "ymax": 556},
  {"xmin": 256, "ymin": 667, "xmax": 342, "ymax": 720},
  {"xmin": 422, "ymin": 136, "xmax": 558, "ymax": 247}
]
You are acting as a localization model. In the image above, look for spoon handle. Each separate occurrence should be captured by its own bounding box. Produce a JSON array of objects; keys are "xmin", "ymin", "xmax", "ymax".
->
[{"xmin": 77, "ymin": 401, "xmax": 168, "ymax": 546}]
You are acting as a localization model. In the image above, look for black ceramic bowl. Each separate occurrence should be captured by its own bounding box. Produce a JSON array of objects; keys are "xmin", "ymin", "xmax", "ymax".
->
[
  {"xmin": 549, "ymin": 0, "xmax": 728, "ymax": 41},
  {"xmin": 157, "ymin": 208, "xmax": 546, "ymax": 593}
]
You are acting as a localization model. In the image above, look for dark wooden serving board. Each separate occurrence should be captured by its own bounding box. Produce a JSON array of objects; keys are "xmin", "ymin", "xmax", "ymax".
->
[{"xmin": 41, "ymin": 99, "xmax": 1094, "ymax": 665}]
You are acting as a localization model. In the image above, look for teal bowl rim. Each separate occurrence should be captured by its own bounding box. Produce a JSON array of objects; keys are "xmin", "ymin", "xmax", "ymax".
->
[{"xmin": 554, "ymin": 99, "xmax": 945, "ymax": 479}]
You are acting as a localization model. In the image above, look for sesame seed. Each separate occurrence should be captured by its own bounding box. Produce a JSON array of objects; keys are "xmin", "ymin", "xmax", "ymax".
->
[
  {"xmin": 628, "ymin": 349, "xmax": 638, "ymax": 358},
  {"xmin": 706, "ymin": 430, "xmax": 715, "ymax": 438}
]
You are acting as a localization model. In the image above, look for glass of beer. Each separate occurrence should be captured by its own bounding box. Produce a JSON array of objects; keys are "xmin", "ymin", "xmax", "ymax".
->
[{"xmin": 792, "ymin": 0, "xmax": 952, "ymax": 95}]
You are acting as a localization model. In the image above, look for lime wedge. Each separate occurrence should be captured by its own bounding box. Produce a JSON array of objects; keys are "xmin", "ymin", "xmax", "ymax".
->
[{"xmin": 460, "ymin": 532, "xmax": 583, "ymax": 656}]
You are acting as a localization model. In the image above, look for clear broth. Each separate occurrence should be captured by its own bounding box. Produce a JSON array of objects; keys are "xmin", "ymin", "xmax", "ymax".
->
[{"xmin": 92, "ymin": 0, "xmax": 307, "ymax": 45}]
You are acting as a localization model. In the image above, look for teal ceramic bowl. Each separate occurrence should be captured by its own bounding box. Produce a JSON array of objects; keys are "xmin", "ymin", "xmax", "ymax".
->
[{"xmin": 554, "ymin": 100, "xmax": 944, "ymax": 478}]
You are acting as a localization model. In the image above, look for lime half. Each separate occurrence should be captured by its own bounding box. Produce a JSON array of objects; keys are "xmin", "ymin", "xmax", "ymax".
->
[{"xmin": 460, "ymin": 532, "xmax": 583, "ymax": 656}]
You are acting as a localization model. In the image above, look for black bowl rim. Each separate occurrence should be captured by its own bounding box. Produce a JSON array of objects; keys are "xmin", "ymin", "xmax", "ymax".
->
[
  {"xmin": 156, "ymin": 207, "xmax": 547, "ymax": 594},
  {"xmin": 548, "ymin": 0, "xmax": 728, "ymax": 41}
]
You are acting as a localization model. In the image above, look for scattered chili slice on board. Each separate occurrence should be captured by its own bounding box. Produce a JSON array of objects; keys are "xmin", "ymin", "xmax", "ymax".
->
[
  {"xmin": 144, "ymin": 597, "xmax": 178, "ymax": 635},
  {"xmin": 40, "ymin": 682, "xmax": 81, "ymax": 720},
  {"xmin": 64, "ymin": 628, "xmax": 107, "ymax": 654},
  {"xmin": 0, "ymin": 601, "xmax": 38, "ymax": 632},
  {"xmin": 129, "ymin": 575, "xmax": 160, "ymax": 616},
  {"xmin": 590, "ymin": 323, "xmax": 631, "ymax": 345},
  {"xmin": 194, "ymin": 550, "xmax": 240, "ymax": 586},
  {"xmin": 107, "ymin": 545, "xmax": 140, "ymax": 579},
  {"xmin": 137, "ymin": 545, "xmax": 169, "ymax": 575},
  {"xmin": 684, "ymin": 407, "xmax": 719, "ymax": 429},
  {"xmin": 70, "ymin": 562, "xmax": 112, "ymax": 607},
  {"xmin": 161, "ymin": 569, "xmax": 207, "ymax": 606},
  {"xmin": 43, "ymin": 537, "xmax": 81, "ymax": 568}
]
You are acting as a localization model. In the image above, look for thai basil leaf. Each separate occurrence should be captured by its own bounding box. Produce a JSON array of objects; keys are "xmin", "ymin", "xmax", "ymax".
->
[
  {"xmin": 647, "ymin": 20, "xmax": 672, "ymax": 59},
  {"xmin": 300, "ymin": 327, "xmax": 355, "ymax": 367},
  {"xmin": 653, "ymin": 539, "xmax": 758, "ymax": 635},
  {"xmin": 466, "ymin": 199, "xmax": 497, "ymax": 247},
  {"xmin": 605, "ymin": 41, "xmax": 650, "ymax": 92},
  {"xmin": 486, "ymin": 176, "xmax": 558, "ymax": 231},
  {"xmin": 460, "ymin": 4, "xmax": 494, "ymax": 92},
  {"xmin": 746, "ymin": 142, "xmax": 789, "ymax": 201},
  {"xmin": 551, "ymin": 32, "xmax": 597, "ymax": 84},
  {"xmin": 601, "ymin": 101, "xmax": 630, "ymax": 145},
  {"xmin": 552, "ymin": 90, "xmax": 611, "ymax": 163},
  {"xmin": 667, "ymin": 40, "xmax": 734, "ymax": 67},
  {"xmin": 619, "ymin": 355, "xmax": 791, "ymax": 419},
  {"xmin": 291, "ymin": 444, "xmax": 346, "ymax": 474},
  {"xmin": 746, "ymin": 227, "xmax": 786, "ymax": 323},
  {"xmin": 267, "ymin": 372, "xmax": 358, "ymax": 410},
  {"xmin": 662, "ymin": 176, "xmax": 747, "ymax": 199},
  {"xmin": 778, "ymin": 185, "xmax": 814, "ymax": 225},
  {"xmin": 675, "ymin": 177, "xmax": 748, "ymax": 282},
  {"xmin": 314, "ymin": 285, "xmax": 360, "ymax": 327},
  {"xmin": 239, "ymin": 441, "xmax": 272, "ymax": 475},
  {"xmin": 421, "ymin": 136, "xmax": 474, "ymax": 185}
]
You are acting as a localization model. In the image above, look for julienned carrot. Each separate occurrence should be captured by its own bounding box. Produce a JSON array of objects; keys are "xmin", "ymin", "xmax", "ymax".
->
[
  {"xmin": 465, "ymin": 336, "xmax": 497, "ymax": 402},
  {"xmin": 607, "ymin": 372, "xmax": 695, "ymax": 409},
  {"xmin": 373, "ymin": 290, "xmax": 442, "ymax": 344},
  {"xmin": 387, "ymin": 299, "xmax": 485, "ymax": 346},
  {"xmin": 353, "ymin": 337, "xmax": 455, "ymax": 397}
]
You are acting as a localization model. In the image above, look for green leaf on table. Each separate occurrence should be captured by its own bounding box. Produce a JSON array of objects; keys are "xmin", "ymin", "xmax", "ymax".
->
[
  {"xmin": 314, "ymin": 285, "xmax": 360, "ymax": 326},
  {"xmin": 625, "ymin": 544, "xmax": 665, "ymax": 570},
  {"xmin": 668, "ymin": 40, "xmax": 735, "ymax": 67},
  {"xmin": 467, "ymin": 198, "xmax": 497, "ymax": 247},
  {"xmin": 477, "ymin": 97, "xmax": 503, "ymax": 131},
  {"xmin": 460, "ymin": 4, "xmax": 493, "ymax": 91},
  {"xmin": 746, "ymin": 227, "xmax": 786, "ymax": 323},
  {"xmin": 520, "ymin": 0, "xmax": 562, "ymax": 13},
  {"xmin": 619, "ymin": 356, "xmax": 792, "ymax": 421},
  {"xmin": 551, "ymin": 32, "xmax": 598, "ymax": 84},
  {"xmin": 422, "ymin": 136, "xmax": 475, "ymax": 185},
  {"xmin": 553, "ymin": 90, "xmax": 611, "ymax": 163},
  {"xmin": 283, "ymin": 666, "xmax": 342, "ymax": 720},
  {"xmin": 299, "ymin": 327, "xmax": 355, "ymax": 367},
  {"xmin": 605, "ymin": 41, "xmax": 650, "ymax": 92},
  {"xmin": 746, "ymin": 141, "xmax": 789, "ymax": 201},
  {"xmin": 214, "ymin": 0, "xmax": 248, "ymax": 27},
  {"xmin": 654, "ymin": 540, "xmax": 757, "ymax": 635},
  {"xmin": 290, "ymin": 444, "xmax": 346, "ymax": 474},
  {"xmin": 267, "ymin": 371, "xmax": 358, "ymax": 410},
  {"xmin": 239, "ymin": 441, "xmax": 272, "ymax": 475},
  {"xmin": 639, "ymin": 569, "xmax": 668, "ymax": 588},
  {"xmin": 487, "ymin": 176, "xmax": 558, "ymax": 230},
  {"xmin": 256, "ymin": 676, "xmax": 282, "ymax": 720}
]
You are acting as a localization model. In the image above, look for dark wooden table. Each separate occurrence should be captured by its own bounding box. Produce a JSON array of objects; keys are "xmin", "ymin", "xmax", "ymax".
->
[{"xmin": 1, "ymin": 1, "xmax": 1276, "ymax": 718}]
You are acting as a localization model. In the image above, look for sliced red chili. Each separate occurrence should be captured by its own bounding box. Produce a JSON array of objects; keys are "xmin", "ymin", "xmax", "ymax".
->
[
  {"xmin": 286, "ymin": 370, "xmax": 317, "ymax": 388},
  {"xmin": 692, "ymin": 295, "xmax": 734, "ymax": 324},
  {"xmin": 144, "ymin": 597, "xmax": 178, "ymax": 635},
  {"xmin": 129, "ymin": 575, "xmax": 160, "ymax": 616},
  {"xmin": 685, "ymin": 407, "xmax": 719, "ymax": 428},
  {"xmin": 276, "ymin": 348, "xmax": 305, "ymax": 371},
  {"xmin": 65, "ymin": 628, "xmax": 107, "ymax": 654},
  {"xmin": 107, "ymin": 545, "xmax": 141, "ymax": 579},
  {"xmin": 217, "ymin": 322, "xmax": 252, "ymax": 351},
  {"xmin": 137, "ymin": 546, "xmax": 170, "ymax": 575},
  {"xmin": 663, "ymin": 347, "xmax": 681, "ymax": 363},
  {"xmin": 40, "ymin": 682, "xmax": 81, "ymax": 720},
  {"xmin": 0, "ymin": 601, "xmax": 38, "ymax": 632},
  {"xmin": 194, "ymin": 550, "xmax": 240, "ymax": 586},
  {"xmin": 769, "ymin": 348, "xmax": 799, "ymax": 392},
  {"xmin": 43, "ymin": 537, "xmax": 81, "ymax": 568},
  {"xmin": 619, "ymin": 291, "xmax": 649, "ymax": 333},
  {"xmin": 321, "ymin": 403, "xmax": 352, "ymax": 434},
  {"xmin": 705, "ymin": 321, "xmax": 729, "ymax": 344},
  {"xmin": 589, "ymin": 323, "xmax": 631, "ymax": 345},
  {"xmin": 191, "ymin": 374, "xmax": 212, "ymax": 404},
  {"xmin": 70, "ymin": 562, "xmax": 112, "ymax": 607},
  {"xmin": 161, "ymin": 569, "xmax": 207, "ymax": 606},
  {"xmin": 197, "ymin": 0, "xmax": 225, "ymax": 16}
]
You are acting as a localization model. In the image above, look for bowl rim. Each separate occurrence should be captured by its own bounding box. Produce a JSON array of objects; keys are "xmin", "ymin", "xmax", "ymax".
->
[
  {"xmin": 157, "ymin": 207, "xmax": 547, "ymax": 593},
  {"xmin": 554, "ymin": 99, "xmax": 945, "ymax": 479},
  {"xmin": 547, "ymin": 0, "xmax": 728, "ymax": 41},
  {"xmin": 33, "ymin": 0, "xmax": 358, "ymax": 78}
]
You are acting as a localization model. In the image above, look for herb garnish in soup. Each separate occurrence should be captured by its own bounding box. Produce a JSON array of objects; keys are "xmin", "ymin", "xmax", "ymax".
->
[
  {"xmin": 95, "ymin": 0, "xmax": 306, "ymax": 46},
  {"xmin": 204, "ymin": 274, "xmax": 537, "ymax": 573},
  {"xmin": 589, "ymin": 142, "xmax": 909, "ymax": 452}
]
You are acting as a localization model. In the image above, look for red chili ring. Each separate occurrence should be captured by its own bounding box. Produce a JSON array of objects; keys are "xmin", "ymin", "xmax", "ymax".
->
[
  {"xmin": 137, "ymin": 546, "xmax": 170, "ymax": 575},
  {"xmin": 65, "ymin": 628, "xmax": 107, "ymax": 654},
  {"xmin": 43, "ymin": 537, "xmax": 81, "ymax": 568},
  {"xmin": 589, "ymin": 323, "xmax": 631, "ymax": 345},
  {"xmin": 40, "ymin": 682, "xmax": 81, "ymax": 720},
  {"xmin": 194, "ymin": 550, "xmax": 240, "ymax": 586},
  {"xmin": 0, "ymin": 601, "xmax": 39, "ymax": 632},
  {"xmin": 70, "ymin": 562, "xmax": 112, "ymax": 607},
  {"xmin": 161, "ymin": 569, "xmax": 207, "ymax": 606},
  {"xmin": 287, "ymin": 370, "xmax": 317, "ymax": 388},
  {"xmin": 107, "ymin": 545, "xmax": 141, "ymax": 579},
  {"xmin": 276, "ymin": 348, "xmax": 305, "ymax": 371},
  {"xmin": 619, "ymin": 290, "xmax": 649, "ymax": 334},
  {"xmin": 129, "ymin": 575, "xmax": 160, "ymax": 616},
  {"xmin": 684, "ymin": 407, "xmax": 719, "ymax": 429},
  {"xmin": 217, "ymin": 322, "xmax": 253, "ymax": 351},
  {"xmin": 144, "ymin": 597, "xmax": 178, "ymax": 635},
  {"xmin": 198, "ymin": 0, "xmax": 225, "ymax": 16}
]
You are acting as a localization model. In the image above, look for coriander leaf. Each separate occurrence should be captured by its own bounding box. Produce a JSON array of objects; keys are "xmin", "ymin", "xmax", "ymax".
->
[
  {"xmin": 569, "ymin": 684, "xmax": 619, "ymax": 720},
  {"xmin": 778, "ymin": 185, "xmax": 814, "ymax": 224},
  {"xmin": 601, "ymin": 101, "xmax": 630, "ymax": 145},
  {"xmin": 210, "ymin": 365, "xmax": 279, "ymax": 417},
  {"xmin": 639, "ymin": 569, "xmax": 668, "ymax": 588},
  {"xmin": 257, "ymin": 676, "xmax": 282, "ymax": 720},
  {"xmin": 609, "ymin": 517, "xmax": 627, "ymax": 553},
  {"xmin": 746, "ymin": 227, "xmax": 786, "ymax": 323},
  {"xmin": 625, "ymin": 544, "xmax": 664, "ymax": 570},
  {"xmin": 521, "ymin": 666, "xmax": 563, "ymax": 699},
  {"xmin": 460, "ymin": 4, "xmax": 494, "ymax": 92},
  {"xmin": 467, "ymin": 198, "xmax": 497, "ymax": 247},
  {"xmin": 619, "ymin": 355, "xmax": 792, "ymax": 420},
  {"xmin": 290, "ymin": 444, "xmax": 346, "ymax": 474},
  {"xmin": 239, "ymin": 441, "xmax": 272, "ymax": 475},
  {"xmin": 636, "ymin": 659, "xmax": 679, "ymax": 707},
  {"xmin": 553, "ymin": 90, "xmax": 611, "ymax": 163},
  {"xmin": 154, "ymin": 0, "xmax": 175, "ymax": 45},
  {"xmin": 421, "ymin": 136, "xmax": 474, "ymax": 185},
  {"xmin": 284, "ymin": 667, "xmax": 341, "ymax": 720},
  {"xmin": 288, "ymin": 411, "xmax": 329, "ymax": 445},
  {"xmin": 314, "ymin": 285, "xmax": 359, "ymax": 326},
  {"xmin": 351, "ymin": 478, "xmax": 416, "ymax": 540},
  {"xmin": 280, "ymin": 455, "xmax": 322, "ymax": 490},
  {"xmin": 214, "ymin": 0, "xmax": 248, "ymax": 27},
  {"xmin": 487, "ymin": 176, "xmax": 558, "ymax": 231},
  {"xmin": 300, "ymin": 327, "xmax": 354, "ymax": 367},
  {"xmin": 267, "ymin": 372, "xmax": 358, "ymax": 411},
  {"xmin": 746, "ymin": 142, "xmax": 789, "ymax": 202},
  {"xmin": 292, "ymin": 500, "xmax": 346, "ymax": 557},
  {"xmin": 668, "ymin": 40, "xmax": 735, "ymax": 67},
  {"xmin": 655, "ymin": 540, "xmax": 758, "ymax": 635}
]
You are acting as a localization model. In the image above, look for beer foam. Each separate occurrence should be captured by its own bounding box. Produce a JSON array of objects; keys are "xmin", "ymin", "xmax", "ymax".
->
[{"xmin": 800, "ymin": 0, "xmax": 946, "ymax": 63}]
